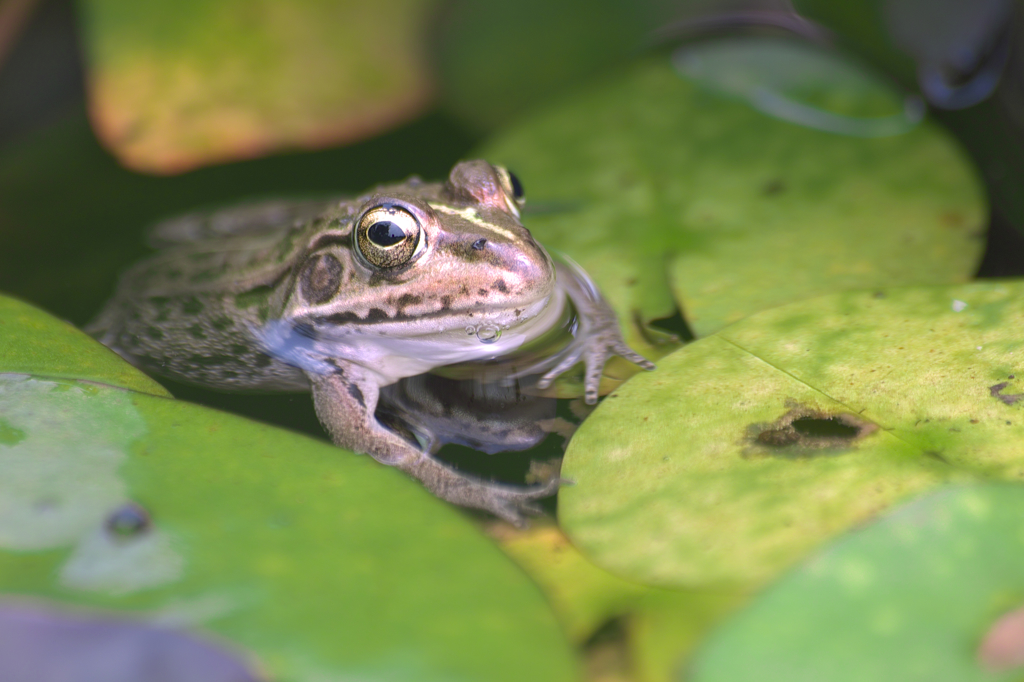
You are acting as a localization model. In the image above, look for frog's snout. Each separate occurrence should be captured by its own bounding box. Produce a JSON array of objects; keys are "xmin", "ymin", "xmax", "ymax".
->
[{"xmin": 481, "ymin": 236, "xmax": 556, "ymax": 304}]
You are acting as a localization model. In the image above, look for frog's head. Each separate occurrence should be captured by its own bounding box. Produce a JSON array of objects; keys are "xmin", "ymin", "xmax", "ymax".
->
[{"xmin": 290, "ymin": 161, "xmax": 558, "ymax": 342}]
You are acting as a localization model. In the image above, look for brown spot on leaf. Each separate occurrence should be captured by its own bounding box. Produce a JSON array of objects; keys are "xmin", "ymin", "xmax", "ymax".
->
[
  {"xmin": 747, "ymin": 407, "xmax": 877, "ymax": 457},
  {"xmin": 990, "ymin": 382, "xmax": 1024, "ymax": 405}
]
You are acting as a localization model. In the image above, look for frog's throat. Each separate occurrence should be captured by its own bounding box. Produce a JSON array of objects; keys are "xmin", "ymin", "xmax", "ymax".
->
[{"xmin": 250, "ymin": 289, "xmax": 568, "ymax": 387}]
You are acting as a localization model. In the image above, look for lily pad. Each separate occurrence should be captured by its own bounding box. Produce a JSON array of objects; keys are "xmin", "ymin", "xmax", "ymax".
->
[
  {"xmin": 0, "ymin": 294, "xmax": 168, "ymax": 396},
  {"xmin": 476, "ymin": 52, "xmax": 985, "ymax": 348},
  {"xmin": 690, "ymin": 483, "xmax": 1024, "ymax": 682},
  {"xmin": 559, "ymin": 281, "xmax": 1024, "ymax": 588},
  {"xmin": 79, "ymin": 0, "xmax": 438, "ymax": 173},
  {"xmin": 673, "ymin": 36, "xmax": 923, "ymax": 137},
  {"xmin": 0, "ymin": 299, "xmax": 578, "ymax": 682}
]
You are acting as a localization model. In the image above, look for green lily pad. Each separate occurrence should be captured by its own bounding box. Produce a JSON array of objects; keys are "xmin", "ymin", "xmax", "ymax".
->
[
  {"xmin": 476, "ymin": 53, "xmax": 985, "ymax": 347},
  {"xmin": 690, "ymin": 483, "xmax": 1024, "ymax": 682},
  {"xmin": 0, "ymin": 300, "xmax": 578, "ymax": 681},
  {"xmin": 79, "ymin": 0, "xmax": 438, "ymax": 173},
  {"xmin": 0, "ymin": 294, "xmax": 168, "ymax": 396},
  {"xmin": 559, "ymin": 281, "xmax": 1024, "ymax": 588},
  {"xmin": 673, "ymin": 36, "xmax": 922, "ymax": 136}
]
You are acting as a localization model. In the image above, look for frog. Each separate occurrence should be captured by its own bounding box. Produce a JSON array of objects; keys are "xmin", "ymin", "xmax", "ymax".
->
[{"xmin": 88, "ymin": 160, "xmax": 654, "ymax": 524}]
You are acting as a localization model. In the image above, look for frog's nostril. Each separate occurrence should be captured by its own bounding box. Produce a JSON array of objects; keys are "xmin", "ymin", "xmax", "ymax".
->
[{"xmin": 472, "ymin": 238, "xmax": 487, "ymax": 250}]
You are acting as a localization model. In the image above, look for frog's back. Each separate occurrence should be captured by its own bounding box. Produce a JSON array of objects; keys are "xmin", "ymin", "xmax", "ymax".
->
[{"xmin": 88, "ymin": 208, "xmax": 338, "ymax": 392}]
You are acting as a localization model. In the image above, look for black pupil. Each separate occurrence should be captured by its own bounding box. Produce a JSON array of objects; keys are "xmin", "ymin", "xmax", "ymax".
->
[
  {"xmin": 508, "ymin": 171, "xmax": 524, "ymax": 200},
  {"xmin": 368, "ymin": 220, "xmax": 406, "ymax": 246}
]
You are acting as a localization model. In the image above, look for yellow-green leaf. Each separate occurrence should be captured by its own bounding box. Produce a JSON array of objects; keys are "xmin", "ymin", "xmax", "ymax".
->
[
  {"xmin": 0, "ymin": 294, "xmax": 168, "ymax": 395},
  {"xmin": 560, "ymin": 282, "xmax": 1024, "ymax": 588}
]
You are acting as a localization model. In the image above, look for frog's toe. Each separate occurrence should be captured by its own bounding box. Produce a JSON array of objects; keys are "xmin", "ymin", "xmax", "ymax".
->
[
  {"xmin": 613, "ymin": 341, "xmax": 655, "ymax": 371},
  {"xmin": 537, "ymin": 351, "xmax": 583, "ymax": 389},
  {"xmin": 530, "ymin": 476, "xmax": 563, "ymax": 497},
  {"xmin": 490, "ymin": 496, "xmax": 545, "ymax": 527},
  {"xmin": 488, "ymin": 478, "xmax": 561, "ymax": 526},
  {"xmin": 583, "ymin": 363, "xmax": 605, "ymax": 405}
]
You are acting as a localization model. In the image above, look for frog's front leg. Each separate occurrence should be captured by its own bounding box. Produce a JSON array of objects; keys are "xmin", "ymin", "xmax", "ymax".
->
[
  {"xmin": 537, "ymin": 259, "xmax": 655, "ymax": 404},
  {"xmin": 308, "ymin": 364, "xmax": 558, "ymax": 525}
]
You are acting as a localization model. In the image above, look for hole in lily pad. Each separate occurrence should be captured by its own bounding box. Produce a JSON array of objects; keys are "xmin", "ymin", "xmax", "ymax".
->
[
  {"xmin": 749, "ymin": 407, "xmax": 876, "ymax": 455},
  {"xmin": 791, "ymin": 416, "xmax": 861, "ymax": 439}
]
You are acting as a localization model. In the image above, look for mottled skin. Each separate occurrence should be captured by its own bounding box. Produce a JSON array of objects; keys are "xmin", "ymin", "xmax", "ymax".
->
[{"xmin": 89, "ymin": 161, "xmax": 653, "ymax": 523}]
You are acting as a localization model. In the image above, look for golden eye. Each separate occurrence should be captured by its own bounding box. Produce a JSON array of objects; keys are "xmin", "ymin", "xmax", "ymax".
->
[
  {"xmin": 355, "ymin": 205, "xmax": 422, "ymax": 269},
  {"xmin": 495, "ymin": 166, "xmax": 525, "ymax": 212}
]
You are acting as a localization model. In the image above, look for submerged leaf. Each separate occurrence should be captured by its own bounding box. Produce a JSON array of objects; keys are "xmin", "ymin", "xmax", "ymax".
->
[
  {"xmin": 673, "ymin": 36, "xmax": 923, "ymax": 136},
  {"xmin": 491, "ymin": 522, "xmax": 746, "ymax": 682},
  {"xmin": 0, "ymin": 601, "xmax": 262, "ymax": 682}
]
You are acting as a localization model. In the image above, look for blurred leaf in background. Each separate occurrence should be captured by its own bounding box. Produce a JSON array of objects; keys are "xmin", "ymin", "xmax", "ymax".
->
[
  {"xmin": 433, "ymin": 0, "xmax": 799, "ymax": 131},
  {"xmin": 0, "ymin": 107, "xmax": 473, "ymax": 327},
  {"xmin": 792, "ymin": 0, "xmax": 1024, "ymax": 258},
  {"xmin": 690, "ymin": 484, "xmax": 1024, "ymax": 682},
  {"xmin": 78, "ymin": 0, "xmax": 440, "ymax": 173}
]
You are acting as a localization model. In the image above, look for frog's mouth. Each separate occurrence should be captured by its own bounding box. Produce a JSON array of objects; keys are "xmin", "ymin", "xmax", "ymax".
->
[{"xmin": 252, "ymin": 290, "xmax": 566, "ymax": 386}]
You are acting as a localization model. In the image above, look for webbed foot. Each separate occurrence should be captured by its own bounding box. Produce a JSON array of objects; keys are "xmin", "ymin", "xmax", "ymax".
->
[
  {"xmin": 537, "ymin": 260, "xmax": 655, "ymax": 404},
  {"xmin": 424, "ymin": 473, "xmax": 561, "ymax": 527}
]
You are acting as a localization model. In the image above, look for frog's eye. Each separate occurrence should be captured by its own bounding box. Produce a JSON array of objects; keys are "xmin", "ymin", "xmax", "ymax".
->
[
  {"xmin": 508, "ymin": 171, "xmax": 524, "ymax": 202},
  {"xmin": 355, "ymin": 205, "xmax": 423, "ymax": 269},
  {"xmin": 495, "ymin": 166, "xmax": 525, "ymax": 211}
]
